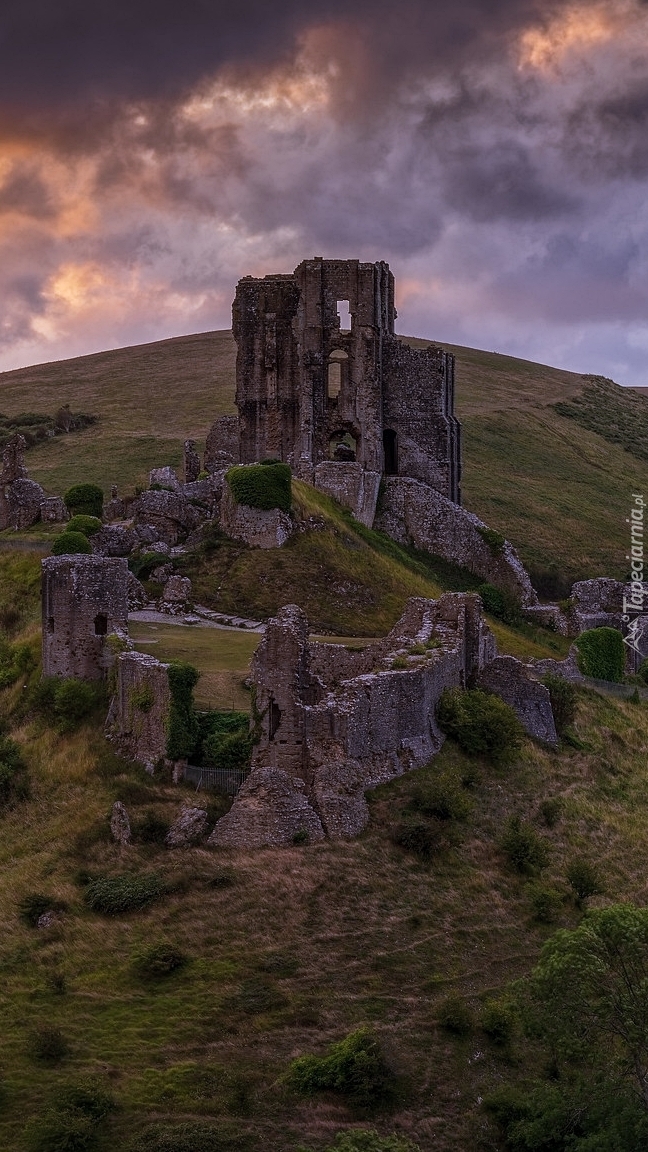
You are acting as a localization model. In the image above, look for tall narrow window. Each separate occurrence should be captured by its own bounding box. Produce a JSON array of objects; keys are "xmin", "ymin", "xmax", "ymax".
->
[
  {"xmin": 268, "ymin": 698, "xmax": 282, "ymax": 740},
  {"xmin": 383, "ymin": 429, "xmax": 398, "ymax": 475},
  {"xmin": 94, "ymin": 613, "xmax": 108, "ymax": 636},
  {"xmin": 327, "ymin": 349, "xmax": 348, "ymax": 399},
  {"xmin": 337, "ymin": 300, "xmax": 351, "ymax": 331}
]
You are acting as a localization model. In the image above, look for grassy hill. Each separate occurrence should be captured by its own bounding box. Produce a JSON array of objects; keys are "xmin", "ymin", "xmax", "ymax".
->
[
  {"xmin": 1, "ymin": 331, "xmax": 646, "ymax": 585},
  {"xmin": 0, "ymin": 557, "xmax": 648, "ymax": 1150}
]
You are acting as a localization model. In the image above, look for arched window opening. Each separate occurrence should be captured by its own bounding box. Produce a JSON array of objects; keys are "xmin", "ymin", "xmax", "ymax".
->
[
  {"xmin": 383, "ymin": 428, "xmax": 398, "ymax": 475},
  {"xmin": 94, "ymin": 613, "xmax": 108, "ymax": 636},
  {"xmin": 327, "ymin": 349, "xmax": 348, "ymax": 400},
  {"xmin": 329, "ymin": 431, "xmax": 357, "ymax": 462}
]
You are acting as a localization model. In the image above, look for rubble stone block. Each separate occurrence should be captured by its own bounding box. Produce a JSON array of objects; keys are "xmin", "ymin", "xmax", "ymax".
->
[
  {"xmin": 40, "ymin": 497, "xmax": 68, "ymax": 524},
  {"xmin": 313, "ymin": 461, "xmax": 381, "ymax": 527},
  {"xmin": 220, "ymin": 481, "xmax": 292, "ymax": 549},
  {"xmin": 110, "ymin": 801, "xmax": 131, "ymax": 845},
  {"xmin": 166, "ymin": 806, "xmax": 209, "ymax": 847},
  {"xmin": 208, "ymin": 768, "xmax": 325, "ymax": 848},
  {"xmin": 183, "ymin": 439, "xmax": 201, "ymax": 483},
  {"xmin": 204, "ymin": 415, "xmax": 240, "ymax": 471}
]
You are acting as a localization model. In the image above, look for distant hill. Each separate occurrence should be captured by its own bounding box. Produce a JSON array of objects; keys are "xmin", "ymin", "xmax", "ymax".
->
[{"xmin": 1, "ymin": 330, "xmax": 645, "ymax": 584}]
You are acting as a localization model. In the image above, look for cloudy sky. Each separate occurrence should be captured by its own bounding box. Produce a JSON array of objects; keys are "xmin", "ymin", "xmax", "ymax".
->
[{"xmin": 0, "ymin": 0, "xmax": 647, "ymax": 382}]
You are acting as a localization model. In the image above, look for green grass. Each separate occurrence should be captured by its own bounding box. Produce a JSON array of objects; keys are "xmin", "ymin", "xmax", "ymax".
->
[{"xmin": 129, "ymin": 623, "xmax": 259, "ymax": 712}]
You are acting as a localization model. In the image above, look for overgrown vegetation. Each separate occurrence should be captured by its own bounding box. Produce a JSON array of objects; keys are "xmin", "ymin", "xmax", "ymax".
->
[
  {"xmin": 84, "ymin": 872, "xmax": 166, "ymax": 915},
  {"xmin": 198, "ymin": 710, "xmax": 253, "ymax": 772},
  {"xmin": 576, "ymin": 626, "xmax": 626, "ymax": 682},
  {"xmin": 437, "ymin": 687, "xmax": 525, "ymax": 764},
  {"xmin": 226, "ymin": 462, "xmax": 292, "ymax": 513},
  {"xmin": 66, "ymin": 514, "xmax": 103, "ymax": 537},
  {"xmin": 0, "ymin": 405, "xmax": 97, "ymax": 452},
  {"xmin": 287, "ymin": 1028, "xmax": 397, "ymax": 1111},
  {"xmin": 477, "ymin": 582, "xmax": 520, "ymax": 624},
  {"xmin": 166, "ymin": 662, "xmax": 200, "ymax": 760},
  {"xmin": 63, "ymin": 483, "xmax": 104, "ymax": 518},
  {"xmin": 541, "ymin": 673, "xmax": 577, "ymax": 735},
  {"xmin": 51, "ymin": 529, "xmax": 93, "ymax": 555}
]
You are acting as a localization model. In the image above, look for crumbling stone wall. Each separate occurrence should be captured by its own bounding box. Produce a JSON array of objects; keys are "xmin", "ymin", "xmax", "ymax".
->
[
  {"xmin": 375, "ymin": 476, "xmax": 538, "ymax": 606},
  {"xmin": 183, "ymin": 439, "xmax": 201, "ymax": 483},
  {"xmin": 211, "ymin": 594, "xmax": 498, "ymax": 847},
  {"xmin": 205, "ymin": 415, "xmax": 240, "ymax": 471},
  {"xmin": 106, "ymin": 651, "xmax": 171, "ymax": 767},
  {"xmin": 0, "ymin": 434, "xmax": 45, "ymax": 530},
  {"xmin": 220, "ymin": 479, "xmax": 293, "ymax": 549},
  {"xmin": 477, "ymin": 655, "xmax": 557, "ymax": 745},
  {"xmin": 232, "ymin": 258, "xmax": 460, "ymax": 508},
  {"xmin": 41, "ymin": 556, "xmax": 129, "ymax": 680}
]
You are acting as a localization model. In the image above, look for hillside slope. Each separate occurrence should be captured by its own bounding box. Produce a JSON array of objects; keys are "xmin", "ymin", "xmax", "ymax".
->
[{"xmin": 1, "ymin": 330, "xmax": 645, "ymax": 583}]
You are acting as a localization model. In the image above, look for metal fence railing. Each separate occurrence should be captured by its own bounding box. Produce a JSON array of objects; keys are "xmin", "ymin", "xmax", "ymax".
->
[{"xmin": 183, "ymin": 765, "xmax": 250, "ymax": 795}]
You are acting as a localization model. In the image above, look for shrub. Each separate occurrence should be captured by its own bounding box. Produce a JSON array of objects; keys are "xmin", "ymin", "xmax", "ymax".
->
[
  {"xmin": 23, "ymin": 1109, "xmax": 95, "ymax": 1152},
  {"xmin": 0, "ymin": 636, "xmax": 36, "ymax": 689},
  {"xmin": 481, "ymin": 999, "xmax": 515, "ymax": 1045},
  {"xmin": 477, "ymin": 583, "xmax": 520, "ymax": 624},
  {"xmin": 539, "ymin": 796, "xmax": 564, "ymax": 828},
  {"xmin": 129, "ymin": 683, "xmax": 155, "ymax": 713},
  {"xmin": 391, "ymin": 819, "xmax": 441, "ymax": 861},
  {"xmin": 293, "ymin": 828, "xmax": 310, "ymax": 845},
  {"xmin": 129, "ymin": 551, "xmax": 170, "ymax": 581},
  {"xmin": 128, "ymin": 1121, "xmax": 233, "ymax": 1152},
  {"xmin": 576, "ymin": 627, "xmax": 625, "ymax": 683},
  {"xmin": 166, "ymin": 662, "xmax": 199, "ymax": 760},
  {"xmin": 84, "ymin": 872, "xmax": 165, "ymax": 915},
  {"xmin": 132, "ymin": 942, "xmax": 188, "ymax": 979},
  {"xmin": 56, "ymin": 1081, "xmax": 114, "ymax": 1123},
  {"xmin": 52, "ymin": 678, "xmax": 98, "ymax": 730},
  {"xmin": 566, "ymin": 857, "xmax": 605, "ymax": 904},
  {"xmin": 437, "ymin": 688, "xmax": 524, "ymax": 765},
  {"xmin": 323, "ymin": 1131, "xmax": 422, "ymax": 1152},
  {"xmin": 0, "ymin": 734, "xmax": 29, "ymax": 807},
  {"xmin": 63, "ymin": 483, "xmax": 104, "ymax": 518},
  {"xmin": 226, "ymin": 462, "xmax": 291, "ymax": 512},
  {"xmin": 28, "ymin": 1025, "xmax": 69, "ymax": 1063},
  {"xmin": 526, "ymin": 881, "xmax": 564, "ymax": 923},
  {"xmin": 436, "ymin": 995, "xmax": 474, "ymax": 1035},
  {"xmin": 66, "ymin": 515, "xmax": 102, "ymax": 538},
  {"xmin": 202, "ymin": 721, "xmax": 252, "ymax": 772},
  {"xmin": 287, "ymin": 1027, "xmax": 397, "ymax": 1111},
  {"xmin": 19, "ymin": 892, "xmax": 67, "ymax": 928},
  {"xmin": 500, "ymin": 817, "xmax": 550, "ymax": 874},
  {"xmin": 541, "ymin": 674, "xmax": 578, "ymax": 735},
  {"xmin": 411, "ymin": 772, "xmax": 471, "ymax": 821},
  {"xmin": 51, "ymin": 531, "xmax": 92, "ymax": 556}
]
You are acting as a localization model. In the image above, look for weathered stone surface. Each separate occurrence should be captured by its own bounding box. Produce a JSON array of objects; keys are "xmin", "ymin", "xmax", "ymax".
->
[
  {"xmin": 525, "ymin": 645, "xmax": 584, "ymax": 683},
  {"xmin": 149, "ymin": 466, "xmax": 181, "ymax": 491},
  {"xmin": 208, "ymin": 768, "xmax": 325, "ymax": 848},
  {"xmin": 375, "ymin": 476, "xmax": 538, "ymax": 606},
  {"xmin": 42, "ymin": 556, "xmax": 129, "ymax": 680},
  {"xmin": 127, "ymin": 570, "xmax": 147, "ymax": 609},
  {"xmin": 103, "ymin": 486, "xmax": 131, "ymax": 522},
  {"xmin": 220, "ymin": 481, "xmax": 292, "ymax": 549},
  {"xmin": 1, "ymin": 433, "xmax": 28, "ymax": 482},
  {"xmin": 110, "ymin": 800, "xmax": 131, "ymax": 845},
  {"xmin": 477, "ymin": 655, "xmax": 558, "ymax": 746},
  {"xmin": 91, "ymin": 525, "xmax": 138, "ymax": 557},
  {"xmin": 166, "ymin": 806, "xmax": 209, "ymax": 847},
  {"xmin": 232, "ymin": 259, "xmax": 460, "ymax": 502},
  {"xmin": 3, "ymin": 478, "xmax": 45, "ymax": 529},
  {"xmin": 313, "ymin": 462, "xmax": 381, "ymax": 527},
  {"xmin": 40, "ymin": 497, "xmax": 68, "ymax": 524},
  {"xmin": 204, "ymin": 415, "xmax": 240, "ymax": 471},
  {"xmin": 566, "ymin": 578, "xmax": 624, "ymax": 636},
  {"xmin": 106, "ymin": 651, "xmax": 171, "ymax": 766},
  {"xmin": 132, "ymin": 490, "xmax": 201, "ymax": 546},
  {"xmin": 521, "ymin": 604, "xmax": 569, "ymax": 634},
  {"xmin": 213, "ymin": 594, "xmax": 499, "ymax": 845},
  {"xmin": 183, "ymin": 439, "xmax": 201, "ymax": 483},
  {"xmin": 162, "ymin": 575, "xmax": 192, "ymax": 609}
]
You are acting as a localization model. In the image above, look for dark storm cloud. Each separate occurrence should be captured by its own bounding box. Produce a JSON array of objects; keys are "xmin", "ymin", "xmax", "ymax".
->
[{"xmin": 444, "ymin": 142, "xmax": 579, "ymax": 222}]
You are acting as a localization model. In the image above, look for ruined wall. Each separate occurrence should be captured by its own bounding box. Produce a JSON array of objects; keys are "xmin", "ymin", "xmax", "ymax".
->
[
  {"xmin": 211, "ymin": 594, "xmax": 499, "ymax": 847},
  {"xmin": 375, "ymin": 476, "xmax": 538, "ymax": 606},
  {"xmin": 42, "ymin": 556, "xmax": 129, "ymax": 680},
  {"xmin": 220, "ymin": 479, "xmax": 293, "ymax": 549},
  {"xmin": 106, "ymin": 651, "xmax": 171, "ymax": 767},
  {"xmin": 0, "ymin": 434, "xmax": 45, "ymax": 530}
]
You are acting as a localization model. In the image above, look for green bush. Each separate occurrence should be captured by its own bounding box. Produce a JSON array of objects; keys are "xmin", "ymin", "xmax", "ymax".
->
[
  {"xmin": 481, "ymin": 999, "xmax": 515, "ymax": 1045},
  {"xmin": 166, "ymin": 662, "xmax": 199, "ymax": 760},
  {"xmin": 576, "ymin": 627, "xmax": 625, "ymax": 683},
  {"xmin": 0, "ymin": 734, "xmax": 29, "ymax": 807},
  {"xmin": 525, "ymin": 881, "xmax": 564, "ymax": 923},
  {"xmin": 411, "ymin": 771, "xmax": 471, "ymax": 821},
  {"xmin": 66, "ymin": 515, "xmax": 102, "ymax": 538},
  {"xmin": 202, "ymin": 729, "xmax": 252, "ymax": 772},
  {"xmin": 320, "ymin": 1131, "xmax": 422, "ymax": 1152},
  {"xmin": 28, "ymin": 1025, "xmax": 69, "ymax": 1063},
  {"xmin": 436, "ymin": 994, "xmax": 474, "ymax": 1035},
  {"xmin": 56, "ymin": 1081, "xmax": 114, "ymax": 1123},
  {"xmin": 477, "ymin": 583, "xmax": 520, "ymax": 624},
  {"xmin": 132, "ymin": 942, "xmax": 188, "ymax": 979},
  {"xmin": 0, "ymin": 636, "xmax": 36, "ymax": 688},
  {"xmin": 500, "ymin": 817, "xmax": 550, "ymax": 874},
  {"xmin": 541, "ymin": 674, "xmax": 578, "ymax": 734},
  {"xmin": 52, "ymin": 678, "xmax": 98, "ymax": 730},
  {"xmin": 63, "ymin": 483, "xmax": 104, "ymax": 518},
  {"xmin": 566, "ymin": 857, "xmax": 605, "ymax": 904},
  {"xmin": 19, "ymin": 892, "xmax": 67, "ymax": 927},
  {"xmin": 477, "ymin": 526, "xmax": 505, "ymax": 552},
  {"xmin": 226, "ymin": 462, "xmax": 291, "ymax": 513},
  {"xmin": 391, "ymin": 819, "xmax": 441, "ymax": 861},
  {"xmin": 84, "ymin": 872, "xmax": 165, "ymax": 915},
  {"xmin": 51, "ymin": 531, "xmax": 92, "ymax": 556},
  {"xmin": 287, "ymin": 1027, "xmax": 396, "ymax": 1111},
  {"xmin": 129, "ymin": 683, "xmax": 155, "ymax": 713},
  {"xmin": 437, "ymin": 688, "xmax": 524, "ymax": 765},
  {"xmin": 23, "ymin": 1079, "xmax": 114, "ymax": 1152}
]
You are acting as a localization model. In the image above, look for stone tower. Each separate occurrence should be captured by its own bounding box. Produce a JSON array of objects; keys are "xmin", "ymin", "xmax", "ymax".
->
[
  {"xmin": 42, "ymin": 556, "xmax": 129, "ymax": 680},
  {"xmin": 232, "ymin": 257, "xmax": 461, "ymax": 503}
]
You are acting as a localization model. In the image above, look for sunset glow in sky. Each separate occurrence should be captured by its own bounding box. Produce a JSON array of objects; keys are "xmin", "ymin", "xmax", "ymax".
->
[{"xmin": 0, "ymin": 0, "xmax": 647, "ymax": 382}]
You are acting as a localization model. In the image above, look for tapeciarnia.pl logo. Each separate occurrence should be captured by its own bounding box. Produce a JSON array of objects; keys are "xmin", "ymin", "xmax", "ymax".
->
[{"xmin": 622, "ymin": 493, "xmax": 645, "ymax": 654}]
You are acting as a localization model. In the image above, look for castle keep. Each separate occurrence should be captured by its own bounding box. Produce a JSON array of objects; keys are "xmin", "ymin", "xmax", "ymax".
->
[{"xmin": 233, "ymin": 258, "xmax": 461, "ymax": 503}]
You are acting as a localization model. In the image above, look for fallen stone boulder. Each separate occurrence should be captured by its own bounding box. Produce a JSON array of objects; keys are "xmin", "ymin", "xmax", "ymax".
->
[
  {"xmin": 208, "ymin": 768, "xmax": 325, "ymax": 848},
  {"xmin": 166, "ymin": 806, "xmax": 209, "ymax": 848},
  {"xmin": 110, "ymin": 800, "xmax": 131, "ymax": 845},
  {"xmin": 91, "ymin": 524, "xmax": 138, "ymax": 557}
]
